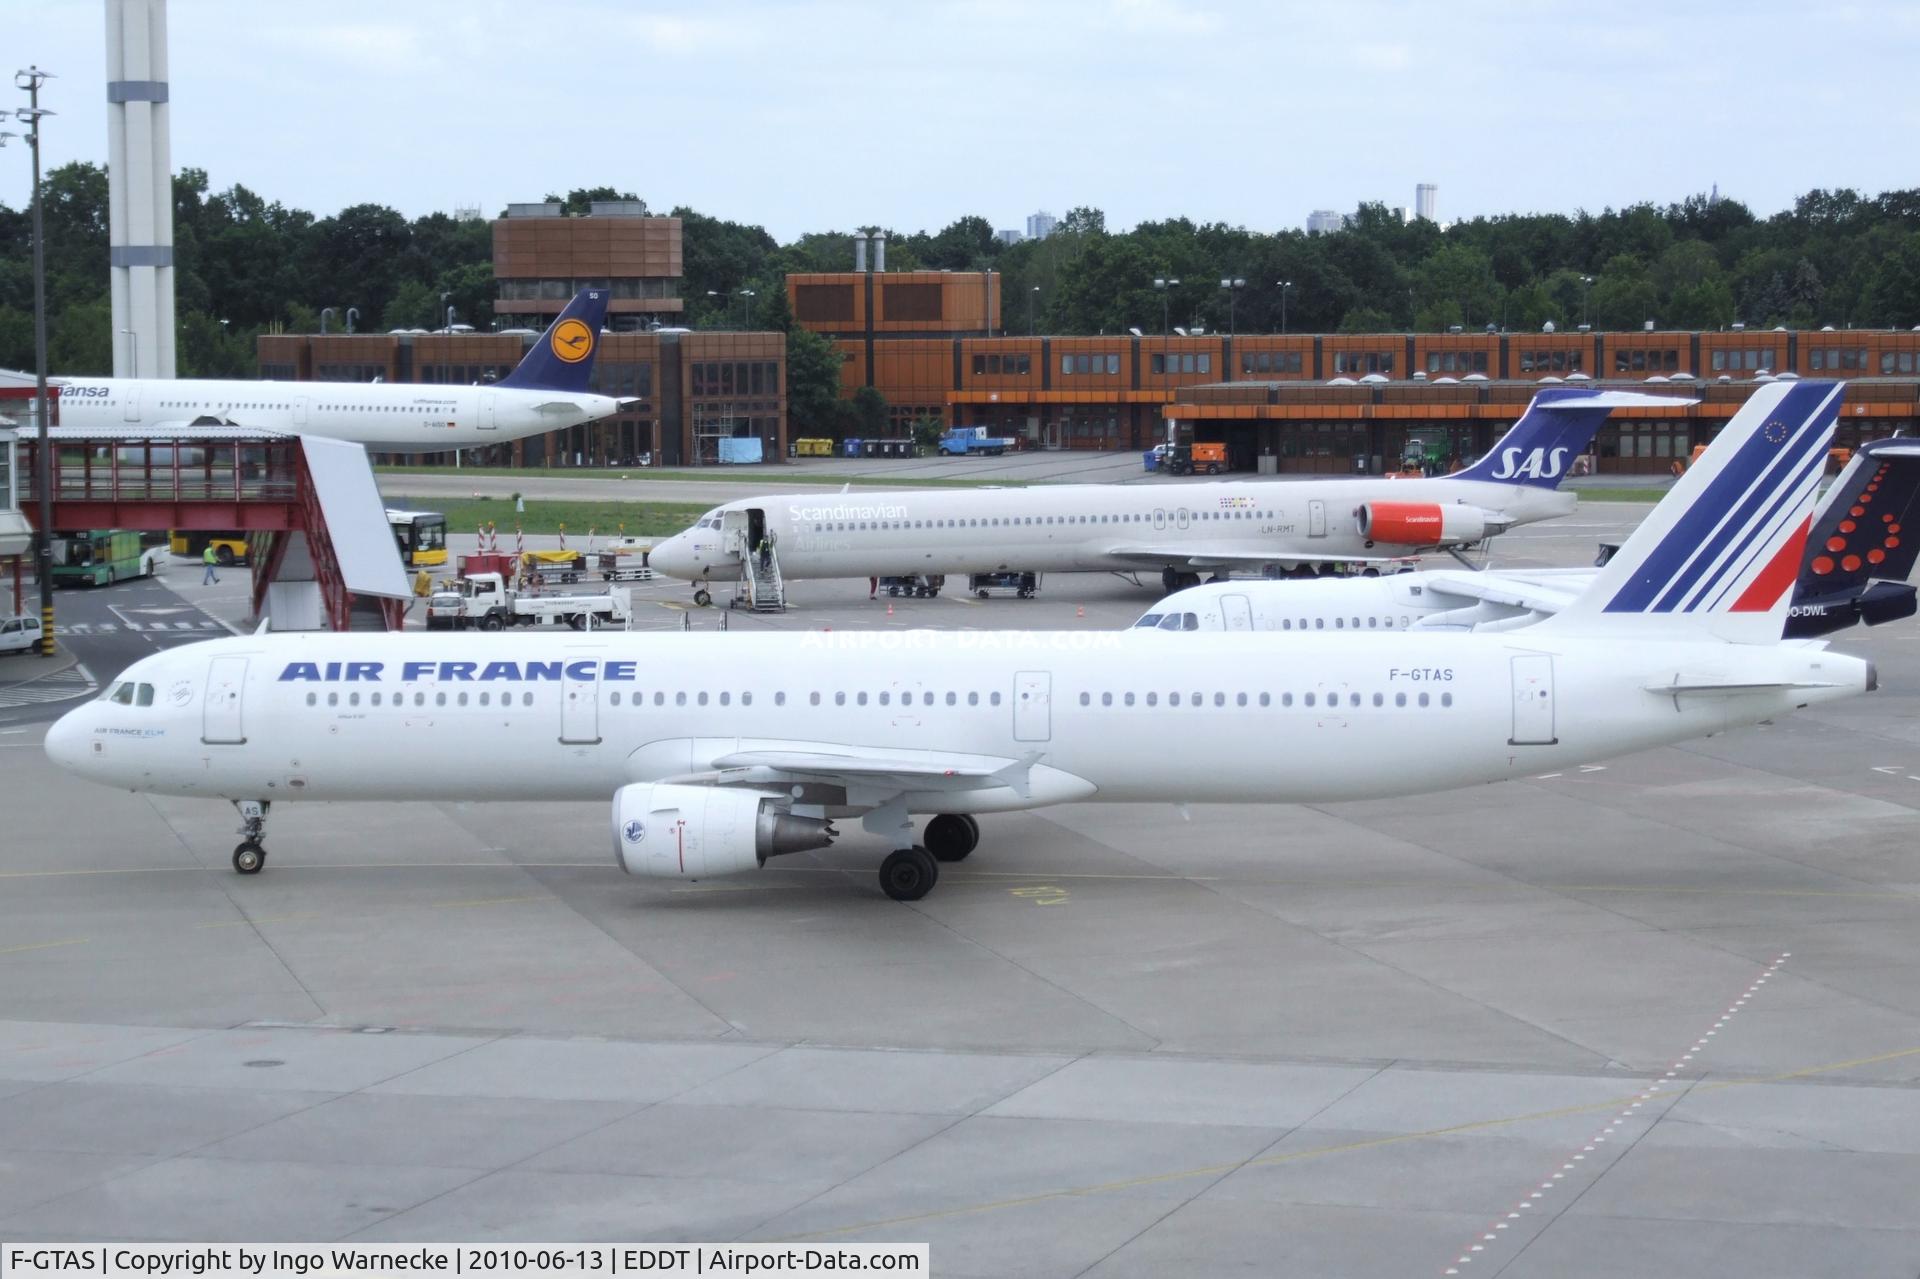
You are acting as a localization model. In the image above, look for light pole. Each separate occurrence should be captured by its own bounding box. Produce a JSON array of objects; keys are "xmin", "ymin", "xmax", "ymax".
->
[
  {"xmin": 1153, "ymin": 277, "xmax": 1180, "ymax": 379},
  {"xmin": 119, "ymin": 328, "xmax": 138, "ymax": 377},
  {"xmin": 1219, "ymin": 277, "xmax": 1244, "ymax": 341},
  {"xmin": 1278, "ymin": 280, "xmax": 1293, "ymax": 335},
  {"xmin": 1028, "ymin": 285, "xmax": 1039, "ymax": 337},
  {"xmin": 1580, "ymin": 275, "xmax": 1594, "ymax": 328},
  {"xmin": 15, "ymin": 64, "xmax": 54, "ymax": 655},
  {"xmin": 738, "ymin": 288, "xmax": 755, "ymax": 329}
]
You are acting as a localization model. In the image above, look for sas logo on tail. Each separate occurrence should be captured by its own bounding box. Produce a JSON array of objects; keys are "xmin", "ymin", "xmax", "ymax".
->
[
  {"xmin": 550, "ymin": 318, "xmax": 595, "ymax": 364},
  {"xmin": 1488, "ymin": 447, "xmax": 1570, "ymax": 481}
]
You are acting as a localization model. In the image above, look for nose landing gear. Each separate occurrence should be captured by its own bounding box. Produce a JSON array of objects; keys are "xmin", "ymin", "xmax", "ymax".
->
[{"xmin": 231, "ymin": 799, "xmax": 270, "ymax": 874}]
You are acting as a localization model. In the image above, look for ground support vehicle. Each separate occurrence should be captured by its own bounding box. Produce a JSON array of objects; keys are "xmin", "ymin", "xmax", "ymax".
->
[
  {"xmin": 879, "ymin": 574, "xmax": 944, "ymax": 598},
  {"xmin": 939, "ymin": 427, "xmax": 1016, "ymax": 456},
  {"xmin": 968, "ymin": 571, "xmax": 1039, "ymax": 599},
  {"xmin": 426, "ymin": 572, "xmax": 631, "ymax": 631}
]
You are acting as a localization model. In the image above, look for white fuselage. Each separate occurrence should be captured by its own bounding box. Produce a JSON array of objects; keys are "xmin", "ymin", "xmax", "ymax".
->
[
  {"xmin": 648, "ymin": 478, "xmax": 1576, "ymax": 582},
  {"xmin": 47, "ymin": 629, "xmax": 1868, "ymax": 812},
  {"xmin": 53, "ymin": 377, "xmax": 620, "ymax": 451}
]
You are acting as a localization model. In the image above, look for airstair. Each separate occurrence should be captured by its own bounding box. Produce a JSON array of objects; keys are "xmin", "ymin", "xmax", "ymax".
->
[{"xmin": 734, "ymin": 544, "xmax": 787, "ymax": 613}]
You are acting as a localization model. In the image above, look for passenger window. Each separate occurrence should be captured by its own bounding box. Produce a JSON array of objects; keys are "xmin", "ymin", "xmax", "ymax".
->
[
  {"xmin": 835, "ymin": 692, "xmax": 846, "ymax": 706},
  {"xmin": 328, "ymin": 692, "xmax": 340, "ymax": 707},
  {"xmin": 1441, "ymin": 692, "xmax": 1453, "ymax": 707},
  {"xmin": 1395, "ymin": 692, "xmax": 1407, "ymax": 707},
  {"xmin": 1372, "ymin": 692, "xmax": 1383, "ymax": 707},
  {"xmin": 1304, "ymin": 693, "xmax": 1315, "ymax": 707},
  {"xmin": 718, "ymin": 691, "xmax": 730, "ymax": 706},
  {"xmin": 742, "ymin": 692, "xmax": 752, "ymax": 706},
  {"xmin": 522, "ymin": 692, "xmax": 532, "ymax": 707},
  {"xmin": 1102, "ymin": 692, "xmax": 1113, "ymax": 706},
  {"xmin": 946, "ymin": 692, "xmax": 956, "ymax": 705},
  {"xmin": 1349, "ymin": 693, "xmax": 1360, "ymax": 707},
  {"xmin": 1124, "ymin": 692, "xmax": 1136, "ymax": 706},
  {"xmin": 775, "ymin": 692, "xmax": 785, "ymax": 706},
  {"xmin": 305, "ymin": 692, "xmax": 317, "ymax": 707},
  {"xmin": 1146, "ymin": 692, "xmax": 1158, "ymax": 706},
  {"xmin": 878, "ymin": 692, "xmax": 890, "ymax": 706},
  {"xmin": 1215, "ymin": 693, "xmax": 1227, "ymax": 707},
  {"xmin": 454, "ymin": 692, "xmax": 465, "ymax": 707},
  {"xmin": 989, "ymin": 692, "xmax": 1001, "ymax": 706},
  {"xmin": 1170, "ymin": 692, "xmax": 1182, "ymax": 707},
  {"xmin": 968, "ymin": 692, "xmax": 979, "ymax": 706},
  {"xmin": 610, "ymin": 692, "xmax": 621, "ymax": 706},
  {"xmin": 654, "ymin": 692, "xmax": 665, "ymax": 706},
  {"xmin": 1079, "ymin": 692, "xmax": 1090, "ymax": 706},
  {"xmin": 922, "ymin": 692, "xmax": 934, "ymax": 706},
  {"xmin": 477, "ymin": 692, "xmax": 489, "ymax": 707},
  {"xmin": 1335, "ymin": 618, "xmax": 1344, "ymax": 629},
  {"xmin": 1314, "ymin": 619, "xmax": 1324, "ymax": 630},
  {"xmin": 371, "ymin": 692, "xmax": 383, "ymax": 707},
  {"xmin": 697, "ymin": 692, "xmax": 708, "ymax": 706},
  {"xmin": 1419, "ymin": 692, "xmax": 1431, "ymax": 707},
  {"xmin": 1258, "ymin": 693, "xmax": 1270, "ymax": 707},
  {"xmin": 810, "ymin": 692, "xmax": 821, "ymax": 705},
  {"xmin": 857, "ymin": 692, "xmax": 868, "ymax": 706}
]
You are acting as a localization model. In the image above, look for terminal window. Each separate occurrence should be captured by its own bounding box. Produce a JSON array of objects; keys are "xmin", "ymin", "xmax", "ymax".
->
[
  {"xmin": 972, "ymin": 354, "xmax": 1032, "ymax": 375},
  {"xmin": 795, "ymin": 284, "xmax": 857, "ymax": 323},
  {"xmin": 1060, "ymin": 354, "xmax": 1122, "ymax": 375},
  {"xmin": 1614, "ymin": 349, "xmax": 1680, "ymax": 373},
  {"xmin": 1425, "ymin": 351, "xmax": 1489, "ymax": 374},
  {"xmin": 1150, "ymin": 354, "xmax": 1212, "ymax": 374},
  {"xmin": 1242, "ymin": 351, "xmax": 1303, "ymax": 375},
  {"xmin": 1331, "ymin": 351, "xmax": 1393, "ymax": 375},
  {"xmin": 1518, "ymin": 349, "xmax": 1583, "ymax": 373}
]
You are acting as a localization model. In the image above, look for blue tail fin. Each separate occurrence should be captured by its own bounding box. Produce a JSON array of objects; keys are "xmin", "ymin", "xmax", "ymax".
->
[
  {"xmin": 496, "ymin": 289, "xmax": 610, "ymax": 393},
  {"xmin": 1547, "ymin": 379, "xmax": 1843, "ymax": 643},
  {"xmin": 1801, "ymin": 438, "xmax": 1920, "ymax": 595},
  {"xmin": 1452, "ymin": 389, "xmax": 1696, "ymax": 488}
]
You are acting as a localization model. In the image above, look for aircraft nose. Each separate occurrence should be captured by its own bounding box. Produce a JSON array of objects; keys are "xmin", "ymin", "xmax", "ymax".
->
[{"xmin": 43, "ymin": 705, "xmax": 92, "ymax": 775}]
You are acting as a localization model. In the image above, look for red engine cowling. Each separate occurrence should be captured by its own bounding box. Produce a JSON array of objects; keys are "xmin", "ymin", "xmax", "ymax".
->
[
  {"xmin": 1354, "ymin": 502, "xmax": 1506, "ymax": 548},
  {"xmin": 611, "ymin": 783, "xmax": 834, "ymax": 880}
]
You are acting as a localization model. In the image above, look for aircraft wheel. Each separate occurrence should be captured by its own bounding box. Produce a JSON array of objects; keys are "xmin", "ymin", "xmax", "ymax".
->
[
  {"xmin": 924, "ymin": 813, "xmax": 978, "ymax": 863},
  {"xmin": 976, "ymin": 589, "xmax": 989, "ymax": 599},
  {"xmin": 232, "ymin": 841, "xmax": 266, "ymax": 875},
  {"xmin": 879, "ymin": 847, "xmax": 939, "ymax": 901},
  {"xmin": 693, "ymin": 589, "xmax": 712, "ymax": 608}
]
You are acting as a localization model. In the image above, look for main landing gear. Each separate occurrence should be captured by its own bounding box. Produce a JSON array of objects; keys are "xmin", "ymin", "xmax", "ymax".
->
[
  {"xmin": 1161, "ymin": 568, "xmax": 1203, "ymax": 592},
  {"xmin": 877, "ymin": 814, "xmax": 982, "ymax": 901},
  {"xmin": 231, "ymin": 799, "xmax": 270, "ymax": 874}
]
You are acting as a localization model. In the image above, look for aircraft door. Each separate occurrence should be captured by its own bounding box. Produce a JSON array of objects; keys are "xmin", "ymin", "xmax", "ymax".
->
[
  {"xmin": 1220, "ymin": 594, "xmax": 1253, "ymax": 632},
  {"xmin": 122, "ymin": 388, "xmax": 140, "ymax": 423},
  {"xmin": 560, "ymin": 653, "xmax": 602, "ymax": 745},
  {"xmin": 720, "ymin": 509, "xmax": 750, "ymax": 561},
  {"xmin": 1508, "ymin": 654, "xmax": 1556, "ymax": 745},
  {"xmin": 479, "ymin": 390, "xmax": 498, "ymax": 430},
  {"xmin": 1308, "ymin": 500, "xmax": 1327, "ymax": 538},
  {"xmin": 747, "ymin": 508, "xmax": 766, "ymax": 549},
  {"xmin": 202, "ymin": 656, "xmax": 248, "ymax": 744},
  {"xmin": 292, "ymin": 395, "xmax": 308, "ymax": 427},
  {"xmin": 1013, "ymin": 671, "xmax": 1052, "ymax": 742}
]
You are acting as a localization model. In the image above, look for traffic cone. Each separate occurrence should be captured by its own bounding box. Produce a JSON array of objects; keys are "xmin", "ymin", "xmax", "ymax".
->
[
  {"xmin": 1076, "ymin": 605, "xmax": 1085, "ymax": 618},
  {"xmin": 887, "ymin": 602, "xmax": 894, "ymax": 616}
]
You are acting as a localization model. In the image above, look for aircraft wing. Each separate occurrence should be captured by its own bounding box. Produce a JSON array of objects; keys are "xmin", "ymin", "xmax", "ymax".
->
[
  {"xmin": 1414, "ymin": 569, "xmax": 1593, "ymax": 614},
  {"xmin": 686, "ymin": 745, "xmax": 1054, "ymax": 799},
  {"xmin": 1103, "ymin": 544, "xmax": 1412, "ymax": 568}
]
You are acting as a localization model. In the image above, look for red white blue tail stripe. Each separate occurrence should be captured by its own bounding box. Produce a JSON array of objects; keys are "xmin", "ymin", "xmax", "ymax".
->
[{"xmin": 1552, "ymin": 380, "xmax": 1841, "ymax": 643}]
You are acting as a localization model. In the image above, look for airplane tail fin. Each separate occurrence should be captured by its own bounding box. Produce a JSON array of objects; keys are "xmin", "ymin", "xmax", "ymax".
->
[
  {"xmin": 1450, "ymin": 389, "xmax": 1697, "ymax": 488},
  {"xmin": 1802, "ymin": 438, "xmax": 1920, "ymax": 594},
  {"xmin": 1544, "ymin": 379, "xmax": 1843, "ymax": 644},
  {"xmin": 495, "ymin": 288, "xmax": 610, "ymax": 393}
]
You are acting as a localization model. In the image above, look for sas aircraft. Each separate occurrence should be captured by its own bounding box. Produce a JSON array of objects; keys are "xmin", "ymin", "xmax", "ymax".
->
[
  {"xmin": 50, "ymin": 289, "xmax": 632, "ymax": 452},
  {"xmin": 649, "ymin": 389, "xmax": 1690, "ymax": 598},
  {"xmin": 43, "ymin": 376, "xmax": 1871, "ymax": 903},
  {"xmin": 1141, "ymin": 424, "xmax": 1918, "ymax": 642}
]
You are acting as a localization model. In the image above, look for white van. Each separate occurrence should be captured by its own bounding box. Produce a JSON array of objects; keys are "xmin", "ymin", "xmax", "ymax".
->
[{"xmin": 0, "ymin": 613, "xmax": 42, "ymax": 655}]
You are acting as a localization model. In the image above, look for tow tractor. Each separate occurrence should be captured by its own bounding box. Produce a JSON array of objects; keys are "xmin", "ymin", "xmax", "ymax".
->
[{"xmin": 427, "ymin": 571, "xmax": 632, "ymax": 631}]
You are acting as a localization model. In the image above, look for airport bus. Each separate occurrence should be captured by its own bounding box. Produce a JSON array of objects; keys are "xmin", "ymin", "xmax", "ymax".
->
[
  {"xmin": 169, "ymin": 530, "xmax": 252, "ymax": 566},
  {"xmin": 50, "ymin": 530, "xmax": 152, "ymax": 587},
  {"xmin": 388, "ymin": 508, "xmax": 448, "ymax": 568}
]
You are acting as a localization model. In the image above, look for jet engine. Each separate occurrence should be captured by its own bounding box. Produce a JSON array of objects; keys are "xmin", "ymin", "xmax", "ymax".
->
[
  {"xmin": 1354, "ymin": 502, "xmax": 1509, "ymax": 548},
  {"xmin": 611, "ymin": 783, "xmax": 834, "ymax": 880}
]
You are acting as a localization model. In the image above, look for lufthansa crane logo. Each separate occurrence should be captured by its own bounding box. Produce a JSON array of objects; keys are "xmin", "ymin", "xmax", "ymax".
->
[
  {"xmin": 1763, "ymin": 418, "xmax": 1789, "ymax": 445},
  {"xmin": 551, "ymin": 318, "xmax": 595, "ymax": 364},
  {"xmin": 623, "ymin": 818, "xmax": 646, "ymax": 844}
]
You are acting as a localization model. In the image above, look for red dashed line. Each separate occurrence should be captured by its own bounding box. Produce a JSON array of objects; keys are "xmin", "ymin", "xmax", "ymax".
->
[{"xmin": 1440, "ymin": 951, "xmax": 1791, "ymax": 1275}]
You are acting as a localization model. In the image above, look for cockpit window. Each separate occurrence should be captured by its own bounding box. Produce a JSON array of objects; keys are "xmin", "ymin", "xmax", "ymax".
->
[
  {"xmin": 108, "ymin": 682, "xmax": 134, "ymax": 705},
  {"xmin": 1158, "ymin": 613, "xmax": 1184, "ymax": 631},
  {"xmin": 1134, "ymin": 613, "xmax": 1163, "ymax": 628},
  {"xmin": 1183, "ymin": 613, "xmax": 1200, "ymax": 631},
  {"xmin": 103, "ymin": 680, "xmax": 155, "ymax": 706},
  {"xmin": 135, "ymin": 683, "xmax": 154, "ymax": 707}
]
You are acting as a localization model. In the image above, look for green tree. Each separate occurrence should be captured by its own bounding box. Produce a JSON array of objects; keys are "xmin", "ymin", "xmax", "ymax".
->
[
  {"xmin": 851, "ymin": 384, "xmax": 888, "ymax": 435},
  {"xmin": 544, "ymin": 187, "xmax": 645, "ymax": 217},
  {"xmin": 785, "ymin": 326, "xmax": 847, "ymax": 437}
]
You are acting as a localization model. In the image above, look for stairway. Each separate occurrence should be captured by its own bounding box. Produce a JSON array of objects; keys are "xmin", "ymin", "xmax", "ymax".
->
[{"xmin": 737, "ymin": 547, "xmax": 786, "ymax": 613}]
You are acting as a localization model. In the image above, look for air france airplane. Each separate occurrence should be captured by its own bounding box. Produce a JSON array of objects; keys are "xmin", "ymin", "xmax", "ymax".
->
[
  {"xmin": 44, "ymin": 377, "xmax": 1870, "ymax": 903},
  {"xmin": 649, "ymin": 389, "xmax": 1691, "ymax": 599},
  {"xmin": 50, "ymin": 289, "xmax": 631, "ymax": 452},
  {"xmin": 1142, "ymin": 415, "xmax": 1918, "ymax": 642}
]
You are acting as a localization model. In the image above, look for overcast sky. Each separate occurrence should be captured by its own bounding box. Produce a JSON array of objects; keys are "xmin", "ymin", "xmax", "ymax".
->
[{"xmin": 6, "ymin": 0, "xmax": 1919, "ymax": 240}]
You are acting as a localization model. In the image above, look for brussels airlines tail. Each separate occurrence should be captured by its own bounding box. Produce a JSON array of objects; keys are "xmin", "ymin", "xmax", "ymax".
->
[{"xmin": 1547, "ymin": 378, "xmax": 1843, "ymax": 644}]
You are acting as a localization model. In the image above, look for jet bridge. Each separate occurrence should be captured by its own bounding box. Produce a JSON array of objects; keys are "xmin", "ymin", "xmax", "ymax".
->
[{"xmin": 13, "ymin": 423, "xmax": 411, "ymax": 631}]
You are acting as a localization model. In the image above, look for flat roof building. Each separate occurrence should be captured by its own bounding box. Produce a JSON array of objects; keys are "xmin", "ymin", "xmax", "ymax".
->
[{"xmin": 492, "ymin": 201, "xmax": 684, "ymax": 332}]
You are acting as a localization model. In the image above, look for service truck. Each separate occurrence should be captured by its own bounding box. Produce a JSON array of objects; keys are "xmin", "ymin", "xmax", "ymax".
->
[
  {"xmin": 426, "ymin": 572, "xmax": 632, "ymax": 631},
  {"xmin": 938, "ymin": 426, "xmax": 1017, "ymax": 456}
]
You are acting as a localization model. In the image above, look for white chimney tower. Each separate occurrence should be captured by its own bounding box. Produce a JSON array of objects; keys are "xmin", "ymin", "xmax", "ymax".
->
[{"xmin": 105, "ymin": 0, "xmax": 176, "ymax": 378}]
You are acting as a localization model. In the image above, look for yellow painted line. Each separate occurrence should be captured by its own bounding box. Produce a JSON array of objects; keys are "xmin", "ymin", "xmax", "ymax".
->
[
  {"xmin": 0, "ymin": 937, "xmax": 89, "ymax": 956},
  {"xmin": 784, "ymin": 1042, "xmax": 1920, "ymax": 1240}
]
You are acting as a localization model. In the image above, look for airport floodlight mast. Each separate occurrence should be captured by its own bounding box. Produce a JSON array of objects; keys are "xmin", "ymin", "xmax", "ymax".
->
[
  {"xmin": 1279, "ymin": 280, "xmax": 1293, "ymax": 335},
  {"xmin": 1028, "ymin": 285, "xmax": 1039, "ymax": 336},
  {"xmin": 1581, "ymin": 275, "xmax": 1594, "ymax": 328},
  {"xmin": 738, "ymin": 289, "xmax": 755, "ymax": 329},
  {"xmin": 1154, "ymin": 277, "xmax": 1180, "ymax": 378},
  {"xmin": 13, "ymin": 64, "xmax": 54, "ymax": 655},
  {"xmin": 1220, "ymin": 277, "xmax": 1245, "ymax": 342}
]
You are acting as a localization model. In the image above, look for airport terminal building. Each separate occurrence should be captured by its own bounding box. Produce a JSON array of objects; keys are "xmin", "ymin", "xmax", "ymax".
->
[{"xmin": 255, "ymin": 208, "xmax": 1918, "ymax": 472}]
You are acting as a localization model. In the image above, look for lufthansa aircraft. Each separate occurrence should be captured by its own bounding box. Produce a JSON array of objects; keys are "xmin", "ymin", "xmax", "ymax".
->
[
  {"xmin": 650, "ymin": 389, "xmax": 1690, "ymax": 597},
  {"xmin": 44, "ymin": 377, "xmax": 1870, "ymax": 902},
  {"xmin": 1142, "ymin": 420, "xmax": 1918, "ymax": 642},
  {"xmin": 50, "ymin": 289, "xmax": 631, "ymax": 452}
]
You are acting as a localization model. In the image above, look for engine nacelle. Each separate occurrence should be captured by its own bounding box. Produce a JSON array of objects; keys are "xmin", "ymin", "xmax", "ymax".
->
[
  {"xmin": 611, "ymin": 783, "xmax": 834, "ymax": 880},
  {"xmin": 1354, "ymin": 501, "xmax": 1508, "ymax": 548}
]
